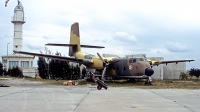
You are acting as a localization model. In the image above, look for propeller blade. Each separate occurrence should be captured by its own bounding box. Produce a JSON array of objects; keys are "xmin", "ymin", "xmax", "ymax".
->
[
  {"xmin": 101, "ymin": 67, "xmax": 107, "ymax": 80},
  {"xmin": 97, "ymin": 52, "xmax": 105, "ymax": 63},
  {"xmin": 143, "ymin": 54, "xmax": 146, "ymax": 58}
]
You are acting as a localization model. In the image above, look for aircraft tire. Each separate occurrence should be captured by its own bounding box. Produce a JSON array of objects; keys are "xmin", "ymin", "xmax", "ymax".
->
[{"xmin": 145, "ymin": 81, "xmax": 152, "ymax": 85}]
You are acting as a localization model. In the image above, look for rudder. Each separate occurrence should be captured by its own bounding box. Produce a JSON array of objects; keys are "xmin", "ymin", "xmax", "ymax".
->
[{"xmin": 69, "ymin": 22, "xmax": 81, "ymax": 56}]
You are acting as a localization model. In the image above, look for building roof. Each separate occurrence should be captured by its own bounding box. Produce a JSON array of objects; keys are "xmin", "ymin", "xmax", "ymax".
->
[{"xmin": 1, "ymin": 53, "xmax": 34, "ymax": 58}]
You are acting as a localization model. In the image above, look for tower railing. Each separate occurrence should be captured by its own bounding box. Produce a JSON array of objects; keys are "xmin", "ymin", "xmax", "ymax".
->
[{"xmin": 11, "ymin": 16, "xmax": 26, "ymax": 23}]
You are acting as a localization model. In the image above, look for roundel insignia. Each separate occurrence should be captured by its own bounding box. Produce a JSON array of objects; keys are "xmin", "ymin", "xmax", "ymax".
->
[{"xmin": 129, "ymin": 65, "xmax": 132, "ymax": 70}]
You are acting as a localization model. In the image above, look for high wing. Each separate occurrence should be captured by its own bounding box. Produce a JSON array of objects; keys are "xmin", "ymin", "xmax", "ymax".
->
[
  {"xmin": 151, "ymin": 59, "xmax": 195, "ymax": 66},
  {"xmin": 94, "ymin": 74, "xmax": 148, "ymax": 79},
  {"xmin": 13, "ymin": 50, "xmax": 93, "ymax": 66}
]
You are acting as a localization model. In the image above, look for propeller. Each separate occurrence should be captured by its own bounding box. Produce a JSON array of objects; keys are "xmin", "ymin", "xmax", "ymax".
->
[
  {"xmin": 97, "ymin": 53, "xmax": 119, "ymax": 80},
  {"xmin": 97, "ymin": 53, "xmax": 109, "ymax": 80}
]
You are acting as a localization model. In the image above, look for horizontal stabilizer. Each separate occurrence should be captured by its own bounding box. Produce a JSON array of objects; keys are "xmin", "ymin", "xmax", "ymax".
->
[
  {"xmin": 46, "ymin": 43, "xmax": 76, "ymax": 47},
  {"xmin": 46, "ymin": 43, "xmax": 105, "ymax": 48},
  {"xmin": 81, "ymin": 45, "xmax": 104, "ymax": 48}
]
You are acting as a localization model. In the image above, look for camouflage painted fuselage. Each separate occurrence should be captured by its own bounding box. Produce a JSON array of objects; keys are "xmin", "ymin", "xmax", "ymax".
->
[{"xmin": 75, "ymin": 51, "xmax": 152, "ymax": 77}]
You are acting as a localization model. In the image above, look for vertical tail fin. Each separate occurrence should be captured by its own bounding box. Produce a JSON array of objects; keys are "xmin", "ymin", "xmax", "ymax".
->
[{"xmin": 69, "ymin": 22, "xmax": 81, "ymax": 56}]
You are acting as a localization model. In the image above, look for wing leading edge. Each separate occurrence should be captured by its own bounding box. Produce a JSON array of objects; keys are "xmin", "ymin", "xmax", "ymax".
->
[
  {"xmin": 13, "ymin": 50, "xmax": 93, "ymax": 65},
  {"xmin": 152, "ymin": 59, "xmax": 195, "ymax": 66}
]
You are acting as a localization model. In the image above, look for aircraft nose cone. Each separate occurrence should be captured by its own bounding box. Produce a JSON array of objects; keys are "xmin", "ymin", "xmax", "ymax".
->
[{"xmin": 145, "ymin": 68, "xmax": 154, "ymax": 76}]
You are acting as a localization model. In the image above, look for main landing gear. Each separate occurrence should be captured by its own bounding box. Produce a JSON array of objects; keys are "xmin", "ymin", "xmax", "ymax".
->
[{"xmin": 90, "ymin": 73, "xmax": 108, "ymax": 90}]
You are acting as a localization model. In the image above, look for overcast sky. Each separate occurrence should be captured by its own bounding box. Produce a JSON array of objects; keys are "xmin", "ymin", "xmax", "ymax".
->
[{"xmin": 0, "ymin": 0, "xmax": 199, "ymax": 69}]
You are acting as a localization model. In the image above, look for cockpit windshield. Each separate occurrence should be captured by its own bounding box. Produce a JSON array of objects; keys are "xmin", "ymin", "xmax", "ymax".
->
[
  {"xmin": 129, "ymin": 58, "xmax": 147, "ymax": 63},
  {"xmin": 84, "ymin": 54, "xmax": 95, "ymax": 59}
]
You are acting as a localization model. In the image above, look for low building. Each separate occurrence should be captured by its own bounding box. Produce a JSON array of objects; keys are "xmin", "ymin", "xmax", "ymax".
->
[{"xmin": 1, "ymin": 54, "xmax": 36, "ymax": 77}]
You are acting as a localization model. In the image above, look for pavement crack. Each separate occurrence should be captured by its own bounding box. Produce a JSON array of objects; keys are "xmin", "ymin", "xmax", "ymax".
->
[
  {"xmin": 0, "ymin": 88, "xmax": 33, "ymax": 98},
  {"xmin": 73, "ymin": 90, "xmax": 90, "ymax": 111},
  {"xmin": 149, "ymin": 90, "xmax": 196, "ymax": 112}
]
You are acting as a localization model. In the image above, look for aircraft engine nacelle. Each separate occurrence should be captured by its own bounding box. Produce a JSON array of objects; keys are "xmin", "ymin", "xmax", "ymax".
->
[{"xmin": 91, "ymin": 58, "xmax": 103, "ymax": 69}]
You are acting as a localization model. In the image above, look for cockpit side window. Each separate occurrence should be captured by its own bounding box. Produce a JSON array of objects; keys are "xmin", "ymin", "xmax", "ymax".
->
[
  {"xmin": 129, "ymin": 58, "xmax": 133, "ymax": 63},
  {"xmin": 129, "ymin": 58, "xmax": 137, "ymax": 63},
  {"xmin": 133, "ymin": 59, "xmax": 136, "ymax": 63},
  {"xmin": 135, "ymin": 58, "xmax": 145, "ymax": 62},
  {"xmin": 140, "ymin": 58, "xmax": 144, "ymax": 61}
]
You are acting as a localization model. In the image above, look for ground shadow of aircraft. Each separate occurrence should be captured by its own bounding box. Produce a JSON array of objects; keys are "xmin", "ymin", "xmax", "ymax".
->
[{"xmin": 13, "ymin": 22, "xmax": 195, "ymax": 90}]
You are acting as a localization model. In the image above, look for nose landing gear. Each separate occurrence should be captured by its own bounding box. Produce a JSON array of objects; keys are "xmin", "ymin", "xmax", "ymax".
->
[{"xmin": 145, "ymin": 76, "xmax": 152, "ymax": 85}]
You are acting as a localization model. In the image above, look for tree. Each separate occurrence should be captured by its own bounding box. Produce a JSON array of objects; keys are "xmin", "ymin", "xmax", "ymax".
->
[
  {"xmin": 37, "ymin": 50, "xmax": 81, "ymax": 80},
  {"xmin": 189, "ymin": 67, "xmax": 200, "ymax": 79},
  {"xmin": 0, "ymin": 62, "xmax": 3, "ymax": 76},
  {"xmin": 195, "ymin": 68, "xmax": 200, "ymax": 79},
  {"xmin": 49, "ymin": 52, "xmax": 70, "ymax": 80},
  {"xmin": 60, "ymin": 61, "xmax": 70, "ymax": 79},
  {"xmin": 81, "ymin": 67, "xmax": 86, "ymax": 79},
  {"xmin": 72, "ymin": 64, "xmax": 80, "ymax": 80},
  {"xmin": 37, "ymin": 57, "xmax": 48, "ymax": 79}
]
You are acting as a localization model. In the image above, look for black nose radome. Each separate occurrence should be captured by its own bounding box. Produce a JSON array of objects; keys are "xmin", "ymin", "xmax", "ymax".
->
[{"xmin": 145, "ymin": 68, "xmax": 154, "ymax": 76}]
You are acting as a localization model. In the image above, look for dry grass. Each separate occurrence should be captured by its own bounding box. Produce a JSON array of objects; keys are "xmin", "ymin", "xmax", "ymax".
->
[
  {"xmin": 1, "ymin": 76, "xmax": 200, "ymax": 89},
  {"xmin": 81, "ymin": 79, "xmax": 200, "ymax": 89},
  {"xmin": 24, "ymin": 78, "xmax": 200, "ymax": 89}
]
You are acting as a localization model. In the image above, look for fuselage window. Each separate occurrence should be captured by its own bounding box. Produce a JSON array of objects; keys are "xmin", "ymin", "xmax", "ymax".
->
[
  {"xmin": 140, "ymin": 58, "xmax": 144, "ymax": 61},
  {"xmin": 133, "ymin": 59, "xmax": 136, "ymax": 63}
]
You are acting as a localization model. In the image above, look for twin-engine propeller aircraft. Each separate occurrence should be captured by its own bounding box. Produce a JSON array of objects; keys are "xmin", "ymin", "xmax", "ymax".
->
[{"xmin": 14, "ymin": 22, "xmax": 194, "ymax": 89}]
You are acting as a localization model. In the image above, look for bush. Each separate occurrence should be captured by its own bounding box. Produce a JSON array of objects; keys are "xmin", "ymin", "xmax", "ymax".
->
[
  {"xmin": 179, "ymin": 72, "xmax": 188, "ymax": 80},
  {"xmin": 9, "ymin": 66, "xmax": 23, "ymax": 77}
]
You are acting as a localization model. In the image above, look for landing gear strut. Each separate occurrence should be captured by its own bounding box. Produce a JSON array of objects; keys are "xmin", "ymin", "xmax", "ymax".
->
[
  {"xmin": 145, "ymin": 76, "xmax": 152, "ymax": 85},
  {"xmin": 90, "ymin": 72, "xmax": 108, "ymax": 90}
]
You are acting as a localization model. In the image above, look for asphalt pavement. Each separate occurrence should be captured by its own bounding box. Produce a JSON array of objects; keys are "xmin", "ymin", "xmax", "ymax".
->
[{"xmin": 0, "ymin": 78, "xmax": 200, "ymax": 112}]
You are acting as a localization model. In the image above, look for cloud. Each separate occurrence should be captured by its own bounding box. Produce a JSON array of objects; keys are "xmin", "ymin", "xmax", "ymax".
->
[
  {"xmin": 114, "ymin": 31, "xmax": 137, "ymax": 42},
  {"xmin": 165, "ymin": 42, "xmax": 190, "ymax": 52},
  {"xmin": 108, "ymin": 31, "xmax": 137, "ymax": 45},
  {"xmin": 43, "ymin": 36, "xmax": 50, "ymax": 39}
]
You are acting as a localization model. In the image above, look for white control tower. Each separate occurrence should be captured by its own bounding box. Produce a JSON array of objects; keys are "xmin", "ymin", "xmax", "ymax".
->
[
  {"xmin": 1, "ymin": 0, "xmax": 36, "ymax": 78},
  {"xmin": 11, "ymin": 0, "xmax": 25, "ymax": 51}
]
